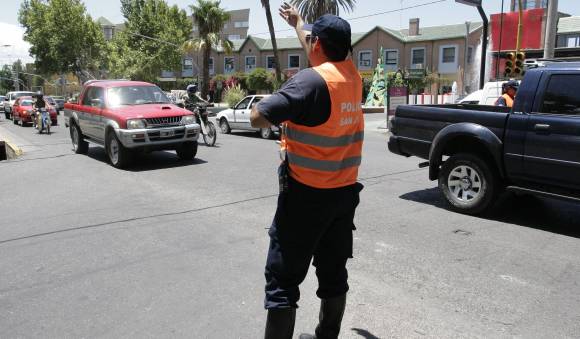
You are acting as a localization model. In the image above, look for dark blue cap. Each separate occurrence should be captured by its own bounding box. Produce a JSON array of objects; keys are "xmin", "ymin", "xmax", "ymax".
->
[{"xmin": 303, "ymin": 14, "xmax": 352, "ymax": 51}]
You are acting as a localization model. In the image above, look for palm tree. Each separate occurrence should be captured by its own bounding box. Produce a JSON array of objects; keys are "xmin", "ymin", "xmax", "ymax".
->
[
  {"xmin": 261, "ymin": 0, "xmax": 282, "ymax": 84},
  {"xmin": 290, "ymin": 0, "xmax": 356, "ymax": 24},
  {"xmin": 184, "ymin": 0, "xmax": 233, "ymax": 98}
]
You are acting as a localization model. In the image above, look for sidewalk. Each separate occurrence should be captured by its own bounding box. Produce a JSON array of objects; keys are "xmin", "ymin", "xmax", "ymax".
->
[{"xmin": 0, "ymin": 118, "xmax": 28, "ymax": 159}]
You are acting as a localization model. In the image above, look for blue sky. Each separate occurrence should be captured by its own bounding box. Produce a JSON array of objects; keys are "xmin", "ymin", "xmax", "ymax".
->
[{"xmin": 1, "ymin": 0, "xmax": 580, "ymax": 64}]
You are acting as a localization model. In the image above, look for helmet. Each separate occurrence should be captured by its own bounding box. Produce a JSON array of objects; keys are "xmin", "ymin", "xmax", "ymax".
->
[
  {"xmin": 186, "ymin": 84, "xmax": 198, "ymax": 94},
  {"xmin": 34, "ymin": 91, "xmax": 44, "ymax": 98}
]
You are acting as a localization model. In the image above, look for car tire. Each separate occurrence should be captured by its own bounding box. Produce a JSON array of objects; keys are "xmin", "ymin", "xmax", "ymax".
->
[
  {"xmin": 5, "ymin": 112, "xmax": 10, "ymax": 120},
  {"xmin": 219, "ymin": 118, "xmax": 231, "ymax": 134},
  {"xmin": 106, "ymin": 131, "xmax": 132, "ymax": 168},
  {"xmin": 70, "ymin": 122, "xmax": 89, "ymax": 154},
  {"xmin": 438, "ymin": 153, "xmax": 500, "ymax": 215},
  {"xmin": 176, "ymin": 141, "xmax": 198, "ymax": 161},
  {"xmin": 260, "ymin": 127, "xmax": 274, "ymax": 139}
]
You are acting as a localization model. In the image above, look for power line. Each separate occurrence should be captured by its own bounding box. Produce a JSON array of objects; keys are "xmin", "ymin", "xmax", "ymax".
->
[{"xmin": 250, "ymin": 0, "xmax": 447, "ymax": 36}]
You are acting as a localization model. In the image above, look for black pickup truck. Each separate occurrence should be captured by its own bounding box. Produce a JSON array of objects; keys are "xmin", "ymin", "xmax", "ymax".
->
[{"xmin": 388, "ymin": 62, "xmax": 580, "ymax": 214}]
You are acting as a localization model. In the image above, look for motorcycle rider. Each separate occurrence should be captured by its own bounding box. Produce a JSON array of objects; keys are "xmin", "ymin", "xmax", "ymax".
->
[
  {"xmin": 183, "ymin": 84, "xmax": 209, "ymax": 109},
  {"xmin": 32, "ymin": 92, "xmax": 46, "ymax": 128}
]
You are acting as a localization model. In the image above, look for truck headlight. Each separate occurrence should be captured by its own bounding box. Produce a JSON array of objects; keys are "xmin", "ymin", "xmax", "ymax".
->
[
  {"xmin": 127, "ymin": 119, "xmax": 146, "ymax": 129},
  {"xmin": 181, "ymin": 115, "xmax": 195, "ymax": 125}
]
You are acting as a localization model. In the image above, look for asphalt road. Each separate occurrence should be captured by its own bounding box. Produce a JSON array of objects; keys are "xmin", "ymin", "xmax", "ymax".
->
[{"xmin": 0, "ymin": 113, "xmax": 579, "ymax": 338}]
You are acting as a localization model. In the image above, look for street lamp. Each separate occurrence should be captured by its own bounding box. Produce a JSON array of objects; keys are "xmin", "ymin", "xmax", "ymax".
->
[{"xmin": 456, "ymin": 0, "xmax": 488, "ymax": 90}]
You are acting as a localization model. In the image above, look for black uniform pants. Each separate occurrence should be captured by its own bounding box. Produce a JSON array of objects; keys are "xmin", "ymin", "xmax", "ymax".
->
[{"xmin": 264, "ymin": 176, "xmax": 363, "ymax": 309}]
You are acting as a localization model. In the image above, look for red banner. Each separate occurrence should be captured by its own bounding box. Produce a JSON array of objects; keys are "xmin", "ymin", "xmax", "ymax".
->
[{"xmin": 490, "ymin": 8, "xmax": 545, "ymax": 51}]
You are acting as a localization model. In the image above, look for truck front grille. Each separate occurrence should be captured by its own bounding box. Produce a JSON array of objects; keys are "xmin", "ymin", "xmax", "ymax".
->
[{"xmin": 145, "ymin": 116, "xmax": 182, "ymax": 128}]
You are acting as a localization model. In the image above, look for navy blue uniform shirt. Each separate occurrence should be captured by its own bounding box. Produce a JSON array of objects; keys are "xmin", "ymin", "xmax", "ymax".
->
[{"xmin": 257, "ymin": 68, "xmax": 331, "ymax": 127}]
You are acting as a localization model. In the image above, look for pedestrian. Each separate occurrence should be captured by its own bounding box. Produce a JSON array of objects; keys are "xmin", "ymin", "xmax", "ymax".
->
[
  {"xmin": 495, "ymin": 80, "xmax": 519, "ymax": 107},
  {"xmin": 250, "ymin": 3, "xmax": 364, "ymax": 339}
]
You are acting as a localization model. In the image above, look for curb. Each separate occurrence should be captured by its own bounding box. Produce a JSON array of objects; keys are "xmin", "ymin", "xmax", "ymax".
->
[{"xmin": 1, "ymin": 138, "xmax": 23, "ymax": 160}]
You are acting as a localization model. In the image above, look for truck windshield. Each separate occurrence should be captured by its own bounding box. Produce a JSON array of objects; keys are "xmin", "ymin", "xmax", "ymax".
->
[{"xmin": 107, "ymin": 86, "xmax": 171, "ymax": 107}]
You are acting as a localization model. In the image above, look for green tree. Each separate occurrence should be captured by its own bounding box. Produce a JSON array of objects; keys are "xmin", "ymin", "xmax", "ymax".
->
[
  {"xmin": 261, "ymin": 0, "xmax": 282, "ymax": 83},
  {"xmin": 18, "ymin": 0, "xmax": 107, "ymax": 83},
  {"xmin": 184, "ymin": 0, "xmax": 233, "ymax": 98},
  {"xmin": 290, "ymin": 0, "xmax": 356, "ymax": 23},
  {"xmin": 109, "ymin": 0, "xmax": 191, "ymax": 82},
  {"xmin": 247, "ymin": 68, "xmax": 272, "ymax": 92}
]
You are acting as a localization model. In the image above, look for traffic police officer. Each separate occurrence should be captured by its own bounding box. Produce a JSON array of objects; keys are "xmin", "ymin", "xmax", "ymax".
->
[
  {"xmin": 495, "ymin": 80, "xmax": 518, "ymax": 108},
  {"xmin": 251, "ymin": 4, "xmax": 364, "ymax": 339}
]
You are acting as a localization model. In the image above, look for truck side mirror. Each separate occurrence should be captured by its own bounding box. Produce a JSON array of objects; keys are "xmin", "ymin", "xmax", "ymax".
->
[{"xmin": 91, "ymin": 98, "xmax": 103, "ymax": 108}]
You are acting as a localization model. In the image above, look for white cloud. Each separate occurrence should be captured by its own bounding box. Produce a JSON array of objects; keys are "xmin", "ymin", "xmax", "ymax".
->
[{"xmin": 0, "ymin": 22, "xmax": 34, "ymax": 66}]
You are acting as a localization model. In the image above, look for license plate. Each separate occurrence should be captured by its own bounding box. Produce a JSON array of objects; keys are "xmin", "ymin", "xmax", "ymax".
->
[{"xmin": 160, "ymin": 130, "xmax": 175, "ymax": 137}]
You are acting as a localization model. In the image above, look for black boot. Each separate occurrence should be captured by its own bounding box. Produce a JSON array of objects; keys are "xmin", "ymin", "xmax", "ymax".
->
[
  {"xmin": 314, "ymin": 294, "xmax": 347, "ymax": 339},
  {"xmin": 264, "ymin": 308, "xmax": 296, "ymax": 339}
]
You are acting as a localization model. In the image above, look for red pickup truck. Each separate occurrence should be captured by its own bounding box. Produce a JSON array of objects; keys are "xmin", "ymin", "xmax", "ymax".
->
[{"xmin": 64, "ymin": 80, "xmax": 200, "ymax": 168}]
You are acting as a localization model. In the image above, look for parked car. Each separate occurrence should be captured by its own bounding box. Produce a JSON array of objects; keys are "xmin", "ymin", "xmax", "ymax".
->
[
  {"xmin": 3, "ymin": 91, "xmax": 36, "ymax": 119},
  {"xmin": 51, "ymin": 96, "xmax": 66, "ymax": 113},
  {"xmin": 64, "ymin": 80, "xmax": 201, "ymax": 168},
  {"xmin": 216, "ymin": 95, "xmax": 279, "ymax": 139},
  {"xmin": 0, "ymin": 95, "xmax": 5, "ymax": 112},
  {"xmin": 388, "ymin": 62, "xmax": 580, "ymax": 215},
  {"xmin": 12, "ymin": 96, "xmax": 58, "ymax": 126}
]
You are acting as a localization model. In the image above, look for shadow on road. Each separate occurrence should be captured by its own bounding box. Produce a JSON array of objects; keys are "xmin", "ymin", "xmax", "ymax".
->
[
  {"xmin": 86, "ymin": 147, "xmax": 208, "ymax": 171},
  {"xmin": 400, "ymin": 187, "xmax": 580, "ymax": 239},
  {"xmin": 351, "ymin": 327, "xmax": 381, "ymax": 339}
]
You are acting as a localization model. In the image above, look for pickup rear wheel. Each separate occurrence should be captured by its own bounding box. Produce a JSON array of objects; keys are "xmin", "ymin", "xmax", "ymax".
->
[
  {"xmin": 70, "ymin": 123, "xmax": 88, "ymax": 154},
  {"xmin": 106, "ymin": 131, "xmax": 132, "ymax": 168},
  {"xmin": 439, "ymin": 153, "xmax": 499, "ymax": 215},
  {"xmin": 176, "ymin": 141, "xmax": 198, "ymax": 161}
]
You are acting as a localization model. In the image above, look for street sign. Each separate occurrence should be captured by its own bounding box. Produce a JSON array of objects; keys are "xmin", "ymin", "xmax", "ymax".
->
[
  {"xmin": 408, "ymin": 69, "xmax": 425, "ymax": 80},
  {"xmin": 455, "ymin": 0, "xmax": 482, "ymax": 6},
  {"xmin": 388, "ymin": 86, "xmax": 408, "ymax": 115}
]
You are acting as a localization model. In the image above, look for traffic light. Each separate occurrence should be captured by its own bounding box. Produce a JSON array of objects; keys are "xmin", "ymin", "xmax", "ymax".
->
[
  {"xmin": 514, "ymin": 52, "xmax": 526, "ymax": 76},
  {"xmin": 505, "ymin": 52, "xmax": 515, "ymax": 77}
]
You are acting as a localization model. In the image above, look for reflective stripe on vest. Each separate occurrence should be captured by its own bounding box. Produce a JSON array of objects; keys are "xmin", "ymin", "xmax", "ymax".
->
[
  {"xmin": 286, "ymin": 128, "xmax": 364, "ymax": 148},
  {"xmin": 287, "ymin": 152, "xmax": 362, "ymax": 172},
  {"xmin": 282, "ymin": 60, "xmax": 364, "ymax": 189}
]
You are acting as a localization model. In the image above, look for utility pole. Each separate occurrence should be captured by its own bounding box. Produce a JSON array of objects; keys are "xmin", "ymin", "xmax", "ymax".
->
[{"xmin": 544, "ymin": 0, "xmax": 558, "ymax": 59}]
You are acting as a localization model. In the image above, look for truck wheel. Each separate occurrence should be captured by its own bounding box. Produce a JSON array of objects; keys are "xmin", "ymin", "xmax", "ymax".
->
[
  {"xmin": 176, "ymin": 141, "xmax": 198, "ymax": 161},
  {"xmin": 106, "ymin": 131, "xmax": 132, "ymax": 168},
  {"xmin": 219, "ymin": 118, "xmax": 231, "ymax": 134},
  {"xmin": 70, "ymin": 123, "xmax": 88, "ymax": 154},
  {"xmin": 439, "ymin": 153, "xmax": 500, "ymax": 215}
]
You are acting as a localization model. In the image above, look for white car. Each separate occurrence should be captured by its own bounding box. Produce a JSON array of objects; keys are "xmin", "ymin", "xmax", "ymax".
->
[{"xmin": 216, "ymin": 95, "xmax": 279, "ymax": 139}]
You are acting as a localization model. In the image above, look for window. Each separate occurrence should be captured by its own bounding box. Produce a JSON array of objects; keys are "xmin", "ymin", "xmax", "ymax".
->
[
  {"xmin": 442, "ymin": 47, "xmax": 456, "ymax": 63},
  {"xmin": 358, "ymin": 50, "xmax": 372, "ymax": 70},
  {"xmin": 250, "ymin": 96, "xmax": 262, "ymax": 109},
  {"xmin": 235, "ymin": 21, "xmax": 249, "ymax": 28},
  {"xmin": 384, "ymin": 49, "xmax": 398, "ymax": 71},
  {"xmin": 567, "ymin": 36, "xmax": 580, "ymax": 48},
  {"xmin": 224, "ymin": 57, "xmax": 235, "ymax": 74},
  {"xmin": 228, "ymin": 34, "xmax": 241, "ymax": 40},
  {"xmin": 192, "ymin": 25, "xmax": 198, "ymax": 32},
  {"xmin": 288, "ymin": 54, "xmax": 300, "ymax": 69},
  {"xmin": 82, "ymin": 87, "xmax": 104, "ymax": 107},
  {"xmin": 183, "ymin": 58, "xmax": 193, "ymax": 71},
  {"xmin": 411, "ymin": 48, "xmax": 425, "ymax": 67},
  {"xmin": 103, "ymin": 27, "xmax": 113, "ymax": 40},
  {"xmin": 540, "ymin": 75, "xmax": 580, "ymax": 115},
  {"xmin": 209, "ymin": 57, "xmax": 214, "ymax": 75},
  {"xmin": 467, "ymin": 47, "xmax": 474, "ymax": 64},
  {"xmin": 223, "ymin": 23, "xmax": 228, "ymax": 29},
  {"xmin": 266, "ymin": 55, "xmax": 276, "ymax": 70},
  {"xmin": 245, "ymin": 56, "xmax": 256, "ymax": 72},
  {"xmin": 235, "ymin": 96, "xmax": 252, "ymax": 110}
]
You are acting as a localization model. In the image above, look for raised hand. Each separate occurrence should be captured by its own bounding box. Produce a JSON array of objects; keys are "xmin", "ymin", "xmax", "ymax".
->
[{"xmin": 279, "ymin": 2, "xmax": 301, "ymax": 28}]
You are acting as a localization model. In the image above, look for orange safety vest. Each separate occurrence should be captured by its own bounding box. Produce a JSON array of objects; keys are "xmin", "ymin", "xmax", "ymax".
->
[
  {"xmin": 499, "ymin": 93, "xmax": 514, "ymax": 108},
  {"xmin": 280, "ymin": 60, "xmax": 364, "ymax": 189}
]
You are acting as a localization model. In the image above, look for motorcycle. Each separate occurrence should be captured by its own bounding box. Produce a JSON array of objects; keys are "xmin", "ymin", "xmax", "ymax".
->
[
  {"xmin": 35, "ymin": 108, "xmax": 51, "ymax": 134},
  {"xmin": 184, "ymin": 102, "xmax": 217, "ymax": 146}
]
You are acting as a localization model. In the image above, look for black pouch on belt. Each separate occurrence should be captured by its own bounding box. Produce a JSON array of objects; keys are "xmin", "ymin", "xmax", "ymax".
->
[{"xmin": 278, "ymin": 160, "xmax": 289, "ymax": 194}]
